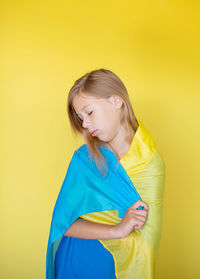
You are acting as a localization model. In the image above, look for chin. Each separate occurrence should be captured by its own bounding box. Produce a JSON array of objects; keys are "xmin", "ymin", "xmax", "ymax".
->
[
  {"xmin": 96, "ymin": 134, "xmax": 105, "ymax": 141},
  {"xmin": 97, "ymin": 135, "xmax": 110, "ymax": 143}
]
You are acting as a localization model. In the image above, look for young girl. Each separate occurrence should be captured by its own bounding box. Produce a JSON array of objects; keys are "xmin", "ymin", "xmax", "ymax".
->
[{"xmin": 46, "ymin": 68, "xmax": 165, "ymax": 279}]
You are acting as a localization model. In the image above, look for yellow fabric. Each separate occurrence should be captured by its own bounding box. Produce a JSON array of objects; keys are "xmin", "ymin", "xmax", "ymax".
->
[{"xmin": 80, "ymin": 119, "xmax": 166, "ymax": 279}]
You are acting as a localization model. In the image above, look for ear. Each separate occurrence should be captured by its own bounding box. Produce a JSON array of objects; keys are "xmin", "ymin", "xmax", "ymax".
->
[{"xmin": 108, "ymin": 95, "xmax": 124, "ymax": 109}]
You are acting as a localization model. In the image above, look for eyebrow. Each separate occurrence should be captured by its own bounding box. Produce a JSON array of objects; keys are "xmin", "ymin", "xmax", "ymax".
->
[{"xmin": 80, "ymin": 105, "xmax": 89, "ymax": 112}]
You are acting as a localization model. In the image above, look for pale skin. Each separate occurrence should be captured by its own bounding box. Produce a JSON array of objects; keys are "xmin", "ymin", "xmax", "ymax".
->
[{"xmin": 63, "ymin": 92, "xmax": 149, "ymax": 239}]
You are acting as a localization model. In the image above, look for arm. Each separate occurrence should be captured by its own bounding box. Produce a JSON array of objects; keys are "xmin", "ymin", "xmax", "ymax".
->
[
  {"xmin": 63, "ymin": 200, "xmax": 149, "ymax": 240},
  {"xmin": 63, "ymin": 217, "xmax": 122, "ymax": 239}
]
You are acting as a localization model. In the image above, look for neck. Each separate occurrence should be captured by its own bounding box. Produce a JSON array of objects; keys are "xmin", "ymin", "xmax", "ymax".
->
[{"xmin": 106, "ymin": 126, "xmax": 135, "ymax": 161}]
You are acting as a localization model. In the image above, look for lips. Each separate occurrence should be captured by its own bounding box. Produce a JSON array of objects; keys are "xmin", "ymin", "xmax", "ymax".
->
[{"xmin": 91, "ymin": 129, "xmax": 98, "ymax": 136}]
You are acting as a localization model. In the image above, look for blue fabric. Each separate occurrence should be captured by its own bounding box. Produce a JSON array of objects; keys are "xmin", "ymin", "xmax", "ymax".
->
[
  {"xmin": 55, "ymin": 236, "xmax": 116, "ymax": 279},
  {"xmin": 46, "ymin": 144, "xmax": 143, "ymax": 279}
]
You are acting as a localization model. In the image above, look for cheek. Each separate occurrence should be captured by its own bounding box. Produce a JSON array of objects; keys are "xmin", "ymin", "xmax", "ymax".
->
[
  {"xmin": 98, "ymin": 107, "xmax": 117, "ymax": 130},
  {"xmin": 98, "ymin": 108, "xmax": 110, "ymax": 125}
]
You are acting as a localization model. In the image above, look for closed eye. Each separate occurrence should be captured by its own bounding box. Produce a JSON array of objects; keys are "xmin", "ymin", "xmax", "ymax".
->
[
  {"xmin": 77, "ymin": 111, "xmax": 93, "ymax": 122},
  {"xmin": 77, "ymin": 115, "xmax": 83, "ymax": 122}
]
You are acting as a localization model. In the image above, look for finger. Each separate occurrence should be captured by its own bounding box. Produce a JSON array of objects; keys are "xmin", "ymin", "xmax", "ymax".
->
[
  {"xmin": 134, "ymin": 224, "xmax": 141, "ymax": 229},
  {"xmin": 134, "ymin": 215, "xmax": 146, "ymax": 222},
  {"xmin": 142, "ymin": 203, "xmax": 149, "ymax": 211},
  {"xmin": 134, "ymin": 209, "xmax": 148, "ymax": 217},
  {"xmin": 131, "ymin": 200, "xmax": 149, "ymax": 210},
  {"xmin": 134, "ymin": 224, "xmax": 143, "ymax": 229},
  {"xmin": 134, "ymin": 218, "xmax": 144, "ymax": 227}
]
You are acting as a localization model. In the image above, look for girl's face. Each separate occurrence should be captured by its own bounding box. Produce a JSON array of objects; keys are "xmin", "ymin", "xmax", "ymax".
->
[{"xmin": 72, "ymin": 92, "xmax": 124, "ymax": 142}]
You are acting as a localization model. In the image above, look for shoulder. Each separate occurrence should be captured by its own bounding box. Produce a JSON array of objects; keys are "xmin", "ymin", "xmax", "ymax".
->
[
  {"xmin": 75, "ymin": 143, "xmax": 87, "ymax": 153},
  {"xmin": 72, "ymin": 144, "xmax": 91, "ymax": 162},
  {"xmin": 74, "ymin": 143, "xmax": 88, "ymax": 156}
]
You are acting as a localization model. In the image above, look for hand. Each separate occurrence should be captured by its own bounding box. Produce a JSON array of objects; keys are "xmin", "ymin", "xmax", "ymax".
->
[{"xmin": 114, "ymin": 200, "xmax": 149, "ymax": 238}]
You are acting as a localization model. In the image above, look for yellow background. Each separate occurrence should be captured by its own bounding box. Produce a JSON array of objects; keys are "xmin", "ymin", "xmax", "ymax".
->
[{"xmin": 1, "ymin": 1, "xmax": 199, "ymax": 278}]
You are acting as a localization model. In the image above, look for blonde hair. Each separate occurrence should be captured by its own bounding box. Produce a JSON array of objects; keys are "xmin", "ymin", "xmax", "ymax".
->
[{"xmin": 67, "ymin": 68, "xmax": 139, "ymax": 176}]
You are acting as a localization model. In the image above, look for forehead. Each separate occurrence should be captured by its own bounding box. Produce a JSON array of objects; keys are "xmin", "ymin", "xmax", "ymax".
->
[{"xmin": 72, "ymin": 93, "xmax": 104, "ymax": 113}]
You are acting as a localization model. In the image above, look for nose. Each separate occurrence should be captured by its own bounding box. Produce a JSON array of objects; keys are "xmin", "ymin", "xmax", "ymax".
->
[{"xmin": 82, "ymin": 117, "xmax": 91, "ymax": 129}]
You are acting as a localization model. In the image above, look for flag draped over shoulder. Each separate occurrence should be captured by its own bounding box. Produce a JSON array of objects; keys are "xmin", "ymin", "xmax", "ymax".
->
[{"xmin": 46, "ymin": 119, "xmax": 166, "ymax": 279}]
